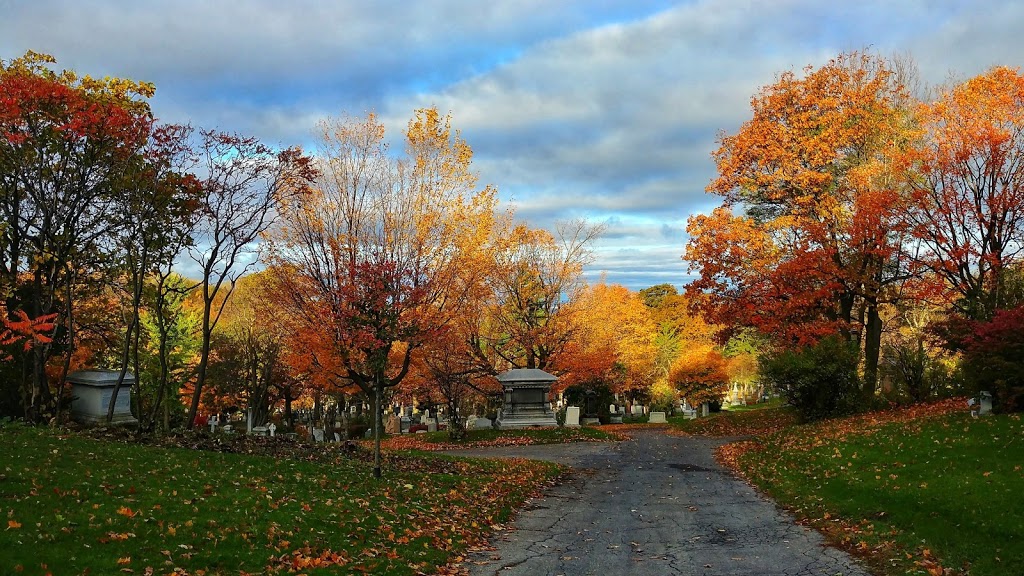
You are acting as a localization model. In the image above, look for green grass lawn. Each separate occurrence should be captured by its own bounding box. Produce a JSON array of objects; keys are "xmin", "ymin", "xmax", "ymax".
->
[
  {"xmin": 418, "ymin": 425, "xmax": 619, "ymax": 445},
  {"xmin": 735, "ymin": 411, "xmax": 1024, "ymax": 575},
  {"xmin": 0, "ymin": 423, "xmax": 561, "ymax": 575}
]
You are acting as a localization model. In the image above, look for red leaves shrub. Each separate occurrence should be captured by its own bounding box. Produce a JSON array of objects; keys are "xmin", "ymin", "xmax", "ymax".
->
[{"xmin": 963, "ymin": 305, "xmax": 1024, "ymax": 412}]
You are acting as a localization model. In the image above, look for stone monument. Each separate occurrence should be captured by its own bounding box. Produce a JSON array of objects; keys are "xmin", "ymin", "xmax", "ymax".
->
[
  {"xmin": 496, "ymin": 368, "xmax": 558, "ymax": 429},
  {"xmin": 68, "ymin": 370, "xmax": 138, "ymax": 425}
]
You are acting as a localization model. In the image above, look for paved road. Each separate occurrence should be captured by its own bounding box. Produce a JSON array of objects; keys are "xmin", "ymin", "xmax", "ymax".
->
[{"xmin": 451, "ymin": 430, "xmax": 870, "ymax": 576}]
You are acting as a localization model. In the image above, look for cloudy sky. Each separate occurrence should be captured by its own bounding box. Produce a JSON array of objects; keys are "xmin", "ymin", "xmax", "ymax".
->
[{"xmin": 2, "ymin": 0, "xmax": 1021, "ymax": 290}]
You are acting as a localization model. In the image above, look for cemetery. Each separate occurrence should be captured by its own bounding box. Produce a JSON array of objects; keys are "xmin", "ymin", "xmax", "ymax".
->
[{"xmin": 4, "ymin": 11, "xmax": 1024, "ymax": 575}]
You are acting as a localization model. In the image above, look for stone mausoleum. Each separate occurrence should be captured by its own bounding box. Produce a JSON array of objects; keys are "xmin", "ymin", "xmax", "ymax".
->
[
  {"xmin": 496, "ymin": 368, "xmax": 558, "ymax": 429},
  {"xmin": 68, "ymin": 369, "xmax": 138, "ymax": 425}
]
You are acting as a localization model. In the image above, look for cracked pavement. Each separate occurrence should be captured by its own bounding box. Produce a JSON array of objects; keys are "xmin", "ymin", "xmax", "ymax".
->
[{"xmin": 452, "ymin": 430, "xmax": 870, "ymax": 576}]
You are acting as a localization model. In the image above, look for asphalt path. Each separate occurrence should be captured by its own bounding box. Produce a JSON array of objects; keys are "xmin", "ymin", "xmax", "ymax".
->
[{"xmin": 449, "ymin": 430, "xmax": 871, "ymax": 576}]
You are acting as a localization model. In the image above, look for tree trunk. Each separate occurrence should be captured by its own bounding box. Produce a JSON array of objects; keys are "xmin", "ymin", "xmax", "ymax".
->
[
  {"xmin": 373, "ymin": 380, "xmax": 382, "ymax": 479},
  {"xmin": 863, "ymin": 304, "xmax": 882, "ymax": 398}
]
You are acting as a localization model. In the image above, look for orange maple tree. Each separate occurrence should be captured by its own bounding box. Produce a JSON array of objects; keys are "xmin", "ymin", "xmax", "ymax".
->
[
  {"xmin": 901, "ymin": 66, "xmax": 1024, "ymax": 320},
  {"xmin": 686, "ymin": 51, "xmax": 914, "ymax": 393}
]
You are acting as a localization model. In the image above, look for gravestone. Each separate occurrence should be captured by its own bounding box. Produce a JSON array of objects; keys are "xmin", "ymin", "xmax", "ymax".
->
[
  {"xmin": 648, "ymin": 411, "xmax": 667, "ymax": 424},
  {"xmin": 426, "ymin": 418, "xmax": 438, "ymax": 433},
  {"xmin": 474, "ymin": 417, "xmax": 493, "ymax": 430},
  {"xmin": 385, "ymin": 414, "xmax": 401, "ymax": 434},
  {"xmin": 496, "ymin": 368, "xmax": 558, "ymax": 429},
  {"xmin": 268, "ymin": 423, "xmax": 277, "ymax": 437},
  {"xmin": 251, "ymin": 426, "xmax": 269, "ymax": 436},
  {"xmin": 631, "ymin": 404, "xmax": 644, "ymax": 416},
  {"xmin": 209, "ymin": 414, "xmax": 219, "ymax": 433},
  {"xmin": 312, "ymin": 428, "xmax": 325, "ymax": 443},
  {"xmin": 68, "ymin": 370, "xmax": 138, "ymax": 425},
  {"xmin": 564, "ymin": 406, "xmax": 581, "ymax": 428}
]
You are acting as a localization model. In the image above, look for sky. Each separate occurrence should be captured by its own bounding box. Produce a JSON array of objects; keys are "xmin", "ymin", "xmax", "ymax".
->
[{"xmin": 2, "ymin": 0, "xmax": 1022, "ymax": 291}]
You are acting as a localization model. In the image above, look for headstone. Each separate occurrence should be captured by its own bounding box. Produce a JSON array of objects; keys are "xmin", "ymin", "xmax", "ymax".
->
[
  {"xmin": 980, "ymin": 391, "xmax": 993, "ymax": 416},
  {"xmin": 268, "ymin": 423, "xmax": 277, "ymax": 437},
  {"xmin": 465, "ymin": 416, "xmax": 477, "ymax": 430},
  {"xmin": 564, "ymin": 406, "xmax": 581, "ymax": 428},
  {"xmin": 426, "ymin": 418, "xmax": 438, "ymax": 433},
  {"xmin": 251, "ymin": 426, "xmax": 269, "ymax": 436},
  {"xmin": 610, "ymin": 414, "xmax": 623, "ymax": 424},
  {"xmin": 334, "ymin": 432, "xmax": 341, "ymax": 442},
  {"xmin": 631, "ymin": 404, "xmax": 644, "ymax": 416},
  {"xmin": 401, "ymin": 416, "xmax": 411, "ymax": 433},
  {"xmin": 701, "ymin": 403, "xmax": 709, "ymax": 417},
  {"xmin": 312, "ymin": 428, "xmax": 325, "ymax": 443},
  {"xmin": 682, "ymin": 408, "xmax": 697, "ymax": 420},
  {"xmin": 648, "ymin": 411, "xmax": 667, "ymax": 424},
  {"xmin": 474, "ymin": 417, "xmax": 493, "ymax": 430},
  {"xmin": 385, "ymin": 415, "xmax": 401, "ymax": 434},
  {"xmin": 609, "ymin": 404, "xmax": 617, "ymax": 414},
  {"xmin": 222, "ymin": 424, "xmax": 234, "ymax": 434},
  {"xmin": 68, "ymin": 370, "xmax": 139, "ymax": 425},
  {"xmin": 209, "ymin": 414, "xmax": 219, "ymax": 433}
]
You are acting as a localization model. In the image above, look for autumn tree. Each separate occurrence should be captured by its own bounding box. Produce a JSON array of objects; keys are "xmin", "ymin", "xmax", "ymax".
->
[
  {"xmin": 205, "ymin": 271, "xmax": 297, "ymax": 427},
  {"xmin": 667, "ymin": 344, "xmax": 730, "ymax": 408},
  {"xmin": 107, "ymin": 124, "xmax": 201, "ymax": 424},
  {"xmin": 474, "ymin": 220, "xmax": 603, "ymax": 373},
  {"xmin": 0, "ymin": 51, "xmax": 155, "ymax": 421},
  {"xmin": 268, "ymin": 108, "xmax": 498, "ymax": 476},
  {"xmin": 557, "ymin": 281, "xmax": 658, "ymax": 399},
  {"xmin": 184, "ymin": 131, "xmax": 313, "ymax": 428},
  {"xmin": 902, "ymin": 66, "xmax": 1024, "ymax": 321},
  {"xmin": 138, "ymin": 272, "xmax": 201, "ymax": 431},
  {"xmin": 686, "ymin": 51, "xmax": 915, "ymax": 395}
]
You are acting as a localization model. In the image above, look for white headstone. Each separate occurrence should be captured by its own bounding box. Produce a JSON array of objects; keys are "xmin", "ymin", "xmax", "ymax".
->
[
  {"xmin": 312, "ymin": 428, "xmax": 324, "ymax": 443},
  {"xmin": 426, "ymin": 418, "xmax": 438, "ymax": 433},
  {"xmin": 631, "ymin": 405, "xmax": 644, "ymax": 416},
  {"xmin": 474, "ymin": 417, "xmax": 492, "ymax": 430},
  {"xmin": 268, "ymin": 423, "xmax": 276, "ymax": 437},
  {"xmin": 648, "ymin": 411, "xmax": 667, "ymax": 424},
  {"xmin": 980, "ymin": 391, "xmax": 993, "ymax": 415},
  {"xmin": 609, "ymin": 404, "xmax": 617, "ymax": 414},
  {"xmin": 564, "ymin": 406, "xmax": 581, "ymax": 427}
]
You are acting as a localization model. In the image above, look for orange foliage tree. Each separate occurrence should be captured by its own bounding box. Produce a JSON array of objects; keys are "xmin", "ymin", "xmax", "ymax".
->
[
  {"xmin": 902, "ymin": 66, "xmax": 1024, "ymax": 321},
  {"xmin": 474, "ymin": 220, "xmax": 602, "ymax": 372},
  {"xmin": 0, "ymin": 51, "xmax": 154, "ymax": 421},
  {"xmin": 686, "ymin": 51, "xmax": 915, "ymax": 393},
  {"xmin": 668, "ymin": 344, "xmax": 730, "ymax": 408},
  {"xmin": 267, "ymin": 108, "xmax": 498, "ymax": 475},
  {"xmin": 556, "ymin": 282, "xmax": 658, "ymax": 399}
]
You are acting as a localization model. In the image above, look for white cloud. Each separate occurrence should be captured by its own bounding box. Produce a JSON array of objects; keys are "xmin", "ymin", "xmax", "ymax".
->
[{"xmin": 5, "ymin": 0, "xmax": 1024, "ymax": 290}]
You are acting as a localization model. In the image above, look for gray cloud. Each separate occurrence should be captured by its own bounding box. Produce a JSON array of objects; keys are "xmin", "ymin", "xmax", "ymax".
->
[{"xmin": 4, "ymin": 0, "xmax": 1023, "ymax": 291}]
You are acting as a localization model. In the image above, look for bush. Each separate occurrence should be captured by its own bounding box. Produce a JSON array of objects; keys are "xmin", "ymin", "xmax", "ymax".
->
[
  {"xmin": 649, "ymin": 381, "xmax": 678, "ymax": 413},
  {"xmin": 760, "ymin": 336, "xmax": 862, "ymax": 422},
  {"xmin": 963, "ymin": 306, "xmax": 1024, "ymax": 412},
  {"xmin": 880, "ymin": 339, "xmax": 948, "ymax": 403},
  {"xmin": 563, "ymin": 382, "xmax": 614, "ymax": 423}
]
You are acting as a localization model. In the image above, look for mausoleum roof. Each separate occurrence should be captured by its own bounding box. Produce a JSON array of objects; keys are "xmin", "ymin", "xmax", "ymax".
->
[{"xmin": 497, "ymin": 368, "xmax": 557, "ymax": 383}]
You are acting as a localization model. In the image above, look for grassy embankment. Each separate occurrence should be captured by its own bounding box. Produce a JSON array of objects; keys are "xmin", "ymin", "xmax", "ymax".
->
[
  {"xmin": 380, "ymin": 425, "xmax": 623, "ymax": 451},
  {"xmin": 0, "ymin": 423, "xmax": 561, "ymax": 576},
  {"xmin": 707, "ymin": 399, "xmax": 1022, "ymax": 575}
]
